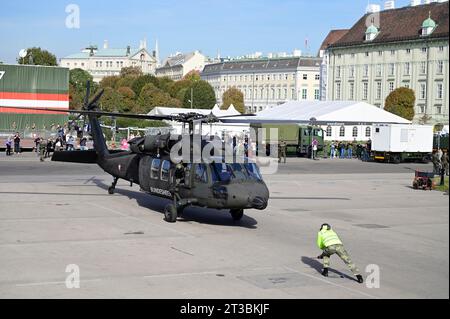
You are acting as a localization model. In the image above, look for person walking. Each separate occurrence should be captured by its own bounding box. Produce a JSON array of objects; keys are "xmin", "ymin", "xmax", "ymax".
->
[
  {"xmin": 443, "ymin": 151, "xmax": 449, "ymax": 176},
  {"xmin": 278, "ymin": 140, "xmax": 287, "ymax": 164},
  {"xmin": 347, "ymin": 141, "xmax": 353, "ymax": 159},
  {"xmin": 316, "ymin": 223, "xmax": 363, "ymax": 283},
  {"xmin": 312, "ymin": 138, "xmax": 319, "ymax": 160},
  {"xmin": 39, "ymin": 138, "xmax": 46, "ymax": 162},
  {"xmin": 5, "ymin": 136, "xmax": 12, "ymax": 156},
  {"xmin": 330, "ymin": 142, "xmax": 336, "ymax": 159}
]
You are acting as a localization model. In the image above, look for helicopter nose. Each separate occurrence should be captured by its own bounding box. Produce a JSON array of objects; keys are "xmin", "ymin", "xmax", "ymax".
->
[{"xmin": 251, "ymin": 196, "xmax": 268, "ymax": 210}]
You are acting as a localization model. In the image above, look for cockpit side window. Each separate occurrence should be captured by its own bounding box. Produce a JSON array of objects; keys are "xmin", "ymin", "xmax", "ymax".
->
[
  {"xmin": 194, "ymin": 164, "xmax": 208, "ymax": 183},
  {"xmin": 245, "ymin": 163, "xmax": 262, "ymax": 180},
  {"xmin": 151, "ymin": 158, "xmax": 161, "ymax": 179},
  {"xmin": 161, "ymin": 160, "xmax": 170, "ymax": 182}
]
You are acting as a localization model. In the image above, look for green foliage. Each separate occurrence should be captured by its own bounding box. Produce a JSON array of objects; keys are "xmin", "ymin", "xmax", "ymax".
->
[
  {"xmin": 157, "ymin": 76, "xmax": 175, "ymax": 92},
  {"xmin": 101, "ymin": 87, "xmax": 123, "ymax": 112},
  {"xmin": 69, "ymin": 68, "xmax": 93, "ymax": 92},
  {"xmin": 120, "ymin": 66, "xmax": 143, "ymax": 78},
  {"xmin": 69, "ymin": 84, "xmax": 84, "ymax": 110},
  {"xmin": 131, "ymin": 74, "xmax": 159, "ymax": 97},
  {"xmin": 169, "ymin": 79, "xmax": 191, "ymax": 98},
  {"xmin": 384, "ymin": 87, "xmax": 416, "ymax": 121},
  {"xmin": 100, "ymin": 76, "xmax": 121, "ymax": 89},
  {"xmin": 117, "ymin": 87, "xmax": 137, "ymax": 113},
  {"xmin": 183, "ymin": 70, "xmax": 201, "ymax": 82},
  {"xmin": 138, "ymin": 83, "xmax": 176, "ymax": 113},
  {"xmin": 116, "ymin": 76, "xmax": 136, "ymax": 89},
  {"xmin": 221, "ymin": 87, "xmax": 244, "ymax": 113},
  {"xmin": 182, "ymin": 80, "xmax": 216, "ymax": 109},
  {"xmin": 17, "ymin": 47, "xmax": 57, "ymax": 66}
]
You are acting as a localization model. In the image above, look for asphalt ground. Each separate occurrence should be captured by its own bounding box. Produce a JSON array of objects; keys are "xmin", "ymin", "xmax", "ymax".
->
[{"xmin": 0, "ymin": 152, "xmax": 448, "ymax": 299}]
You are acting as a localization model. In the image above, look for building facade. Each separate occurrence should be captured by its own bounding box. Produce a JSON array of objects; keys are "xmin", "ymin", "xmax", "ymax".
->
[
  {"xmin": 155, "ymin": 51, "xmax": 206, "ymax": 81},
  {"xmin": 324, "ymin": 1, "xmax": 449, "ymax": 125},
  {"xmin": 201, "ymin": 57, "xmax": 321, "ymax": 113},
  {"xmin": 60, "ymin": 40, "xmax": 159, "ymax": 82}
]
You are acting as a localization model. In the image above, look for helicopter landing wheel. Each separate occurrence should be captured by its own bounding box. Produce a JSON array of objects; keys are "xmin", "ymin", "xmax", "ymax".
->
[
  {"xmin": 177, "ymin": 206, "xmax": 185, "ymax": 217},
  {"xmin": 108, "ymin": 186, "xmax": 115, "ymax": 195},
  {"xmin": 230, "ymin": 209, "xmax": 244, "ymax": 221},
  {"xmin": 164, "ymin": 204, "xmax": 178, "ymax": 223}
]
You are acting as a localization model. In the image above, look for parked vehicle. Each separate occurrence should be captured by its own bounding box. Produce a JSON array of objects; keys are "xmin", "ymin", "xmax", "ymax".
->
[
  {"xmin": 371, "ymin": 124, "xmax": 433, "ymax": 164},
  {"xmin": 251, "ymin": 123, "xmax": 324, "ymax": 157}
]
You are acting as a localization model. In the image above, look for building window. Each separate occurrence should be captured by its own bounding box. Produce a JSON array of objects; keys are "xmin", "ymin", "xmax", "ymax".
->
[
  {"xmin": 338, "ymin": 54, "xmax": 342, "ymax": 59},
  {"xmin": 437, "ymin": 61, "xmax": 444, "ymax": 74},
  {"xmin": 404, "ymin": 82, "xmax": 410, "ymax": 89},
  {"xmin": 349, "ymin": 82, "xmax": 355, "ymax": 100},
  {"xmin": 406, "ymin": 48, "xmax": 411, "ymax": 54},
  {"xmin": 362, "ymin": 82, "xmax": 368, "ymax": 100},
  {"xmin": 437, "ymin": 83, "xmax": 443, "ymax": 99},
  {"xmin": 326, "ymin": 126, "xmax": 332, "ymax": 137},
  {"xmin": 376, "ymin": 82, "xmax": 382, "ymax": 100},
  {"xmin": 352, "ymin": 127, "xmax": 358, "ymax": 138},
  {"xmin": 315, "ymin": 74, "xmax": 320, "ymax": 81},
  {"xmin": 365, "ymin": 127, "xmax": 371, "ymax": 137},
  {"xmin": 376, "ymin": 64, "xmax": 382, "ymax": 77},
  {"xmin": 302, "ymin": 89, "xmax": 307, "ymax": 100},
  {"xmin": 422, "ymin": 47, "xmax": 427, "ymax": 53},
  {"xmin": 303, "ymin": 74, "xmax": 308, "ymax": 80},
  {"xmin": 404, "ymin": 62, "xmax": 410, "ymax": 76},
  {"xmin": 284, "ymin": 88, "xmax": 288, "ymax": 99},
  {"xmin": 439, "ymin": 46, "xmax": 444, "ymax": 52},
  {"xmin": 351, "ymin": 53, "xmax": 355, "ymax": 58},
  {"xmin": 339, "ymin": 126, "xmax": 345, "ymax": 137},
  {"xmin": 365, "ymin": 52, "xmax": 369, "ymax": 57},
  {"xmin": 420, "ymin": 83, "xmax": 427, "ymax": 100},
  {"xmin": 336, "ymin": 66, "xmax": 341, "ymax": 78},
  {"xmin": 436, "ymin": 106, "xmax": 442, "ymax": 114},
  {"xmin": 388, "ymin": 81, "xmax": 394, "ymax": 93},
  {"xmin": 314, "ymin": 89, "xmax": 320, "ymax": 100},
  {"xmin": 363, "ymin": 65, "xmax": 369, "ymax": 77},
  {"xmin": 378, "ymin": 51, "xmax": 383, "ymax": 56},
  {"xmin": 388, "ymin": 63, "xmax": 395, "ymax": 76},
  {"xmin": 349, "ymin": 66, "xmax": 355, "ymax": 78},
  {"xmin": 336, "ymin": 82, "xmax": 341, "ymax": 100},
  {"xmin": 419, "ymin": 105, "xmax": 426, "ymax": 113},
  {"xmin": 420, "ymin": 62, "xmax": 426, "ymax": 74},
  {"xmin": 390, "ymin": 50, "xmax": 395, "ymax": 55}
]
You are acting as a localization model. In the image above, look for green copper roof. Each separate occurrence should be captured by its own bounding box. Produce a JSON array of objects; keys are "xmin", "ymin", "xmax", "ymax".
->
[
  {"xmin": 422, "ymin": 17, "xmax": 436, "ymax": 29},
  {"xmin": 366, "ymin": 24, "xmax": 378, "ymax": 34}
]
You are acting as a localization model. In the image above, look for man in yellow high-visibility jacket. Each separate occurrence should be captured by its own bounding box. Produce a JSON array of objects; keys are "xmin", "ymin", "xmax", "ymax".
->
[{"xmin": 317, "ymin": 223, "xmax": 363, "ymax": 283}]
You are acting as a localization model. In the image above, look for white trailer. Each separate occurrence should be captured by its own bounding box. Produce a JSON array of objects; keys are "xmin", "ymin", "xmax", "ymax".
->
[{"xmin": 371, "ymin": 124, "xmax": 433, "ymax": 163}]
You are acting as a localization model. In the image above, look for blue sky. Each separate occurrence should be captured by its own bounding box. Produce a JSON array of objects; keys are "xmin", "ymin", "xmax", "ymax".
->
[{"xmin": 0, "ymin": 0, "xmax": 411, "ymax": 64}]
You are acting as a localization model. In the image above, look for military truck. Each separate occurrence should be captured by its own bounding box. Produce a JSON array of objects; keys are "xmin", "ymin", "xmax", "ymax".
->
[{"xmin": 251, "ymin": 123, "xmax": 324, "ymax": 157}]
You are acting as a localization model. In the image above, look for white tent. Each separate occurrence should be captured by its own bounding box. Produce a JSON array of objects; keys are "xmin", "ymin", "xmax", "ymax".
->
[
  {"xmin": 225, "ymin": 101, "xmax": 411, "ymax": 141},
  {"xmin": 148, "ymin": 104, "xmax": 240, "ymax": 117},
  {"xmin": 147, "ymin": 105, "xmax": 246, "ymax": 136},
  {"xmin": 238, "ymin": 101, "xmax": 411, "ymax": 125}
]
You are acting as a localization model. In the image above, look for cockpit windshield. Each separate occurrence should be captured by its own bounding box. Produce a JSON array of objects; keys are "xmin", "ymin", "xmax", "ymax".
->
[{"xmin": 211, "ymin": 162, "xmax": 262, "ymax": 182}]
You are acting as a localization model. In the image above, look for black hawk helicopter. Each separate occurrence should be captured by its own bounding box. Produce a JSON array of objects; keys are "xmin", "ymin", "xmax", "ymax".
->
[{"xmin": 12, "ymin": 83, "xmax": 269, "ymax": 223}]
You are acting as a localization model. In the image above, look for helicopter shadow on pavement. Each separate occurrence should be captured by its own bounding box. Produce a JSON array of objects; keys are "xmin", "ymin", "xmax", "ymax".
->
[
  {"xmin": 91, "ymin": 178, "xmax": 258, "ymax": 229},
  {"xmin": 301, "ymin": 256, "xmax": 357, "ymax": 282}
]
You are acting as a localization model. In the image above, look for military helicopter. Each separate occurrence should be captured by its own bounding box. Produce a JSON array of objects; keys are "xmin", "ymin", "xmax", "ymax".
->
[{"xmin": 11, "ymin": 83, "xmax": 270, "ymax": 223}]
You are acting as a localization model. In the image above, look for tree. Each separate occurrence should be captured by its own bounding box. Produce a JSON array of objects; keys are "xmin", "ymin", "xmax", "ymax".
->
[
  {"xmin": 116, "ymin": 76, "xmax": 136, "ymax": 89},
  {"xmin": 221, "ymin": 87, "xmax": 244, "ymax": 113},
  {"xmin": 131, "ymin": 74, "xmax": 159, "ymax": 97},
  {"xmin": 117, "ymin": 87, "xmax": 137, "ymax": 113},
  {"xmin": 17, "ymin": 47, "xmax": 57, "ymax": 66},
  {"xmin": 69, "ymin": 84, "xmax": 84, "ymax": 110},
  {"xmin": 138, "ymin": 83, "xmax": 174, "ymax": 113},
  {"xmin": 156, "ymin": 76, "xmax": 175, "ymax": 92},
  {"xmin": 120, "ymin": 66, "xmax": 143, "ymax": 78},
  {"xmin": 183, "ymin": 70, "xmax": 201, "ymax": 82},
  {"xmin": 384, "ymin": 87, "xmax": 415, "ymax": 121},
  {"xmin": 182, "ymin": 80, "xmax": 216, "ymax": 109},
  {"xmin": 169, "ymin": 79, "xmax": 192, "ymax": 98},
  {"xmin": 69, "ymin": 68, "xmax": 93, "ymax": 93},
  {"xmin": 100, "ymin": 87, "xmax": 123, "ymax": 112},
  {"xmin": 100, "ymin": 76, "xmax": 121, "ymax": 89}
]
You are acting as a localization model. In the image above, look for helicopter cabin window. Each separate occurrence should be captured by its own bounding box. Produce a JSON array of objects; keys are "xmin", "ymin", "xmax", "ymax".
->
[
  {"xmin": 195, "ymin": 164, "xmax": 208, "ymax": 183},
  {"xmin": 244, "ymin": 163, "xmax": 262, "ymax": 180},
  {"xmin": 161, "ymin": 160, "xmax": 170, "ymax": 182},
  {"xmin": 151, "ymin": 159, "xmax": 161, "ymax": 179}
]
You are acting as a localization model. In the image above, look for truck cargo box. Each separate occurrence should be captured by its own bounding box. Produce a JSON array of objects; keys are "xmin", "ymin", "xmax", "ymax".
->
[{"xmin": 372, "ymin": 124, "xmax": 433, "ymax": 153}]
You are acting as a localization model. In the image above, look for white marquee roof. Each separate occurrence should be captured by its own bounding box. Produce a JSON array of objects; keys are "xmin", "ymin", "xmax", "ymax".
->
[
  {"xmin": 227, "ymin": 101, "xmax": 412, "ymax": 124},
  {"xmin": 148, "ymin": 104, "xmax": 241, "ymax": 117}
]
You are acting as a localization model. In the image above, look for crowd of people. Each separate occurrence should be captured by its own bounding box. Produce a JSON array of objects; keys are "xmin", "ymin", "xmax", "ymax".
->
[{"xmin": 328, "ymin": 139, "xmax": 372, "ymax": 161}]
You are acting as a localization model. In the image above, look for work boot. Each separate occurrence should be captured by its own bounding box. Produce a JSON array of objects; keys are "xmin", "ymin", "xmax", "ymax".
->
[
  {"xmin": 321, "ymin": 268, "xmax": 329, "ymax": 277},
  {"xmin": 356, "ymin": 275, "xmax": 364, "ymax": 284}
]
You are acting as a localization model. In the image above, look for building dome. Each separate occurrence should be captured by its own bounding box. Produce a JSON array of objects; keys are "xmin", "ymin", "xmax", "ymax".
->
[
  {"xmin": 422, "ymin": 17, "xmax": 436, "ymax": 29},
  {"xmin": 366, "ymin": 24, "xmax": 379, "ymax": 34}
]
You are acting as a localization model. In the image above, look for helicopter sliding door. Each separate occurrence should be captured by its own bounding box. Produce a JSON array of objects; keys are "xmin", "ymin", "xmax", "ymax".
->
[{"xmin": 138, "ymin": 156, "xmax": 172, "ymax": 198}]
